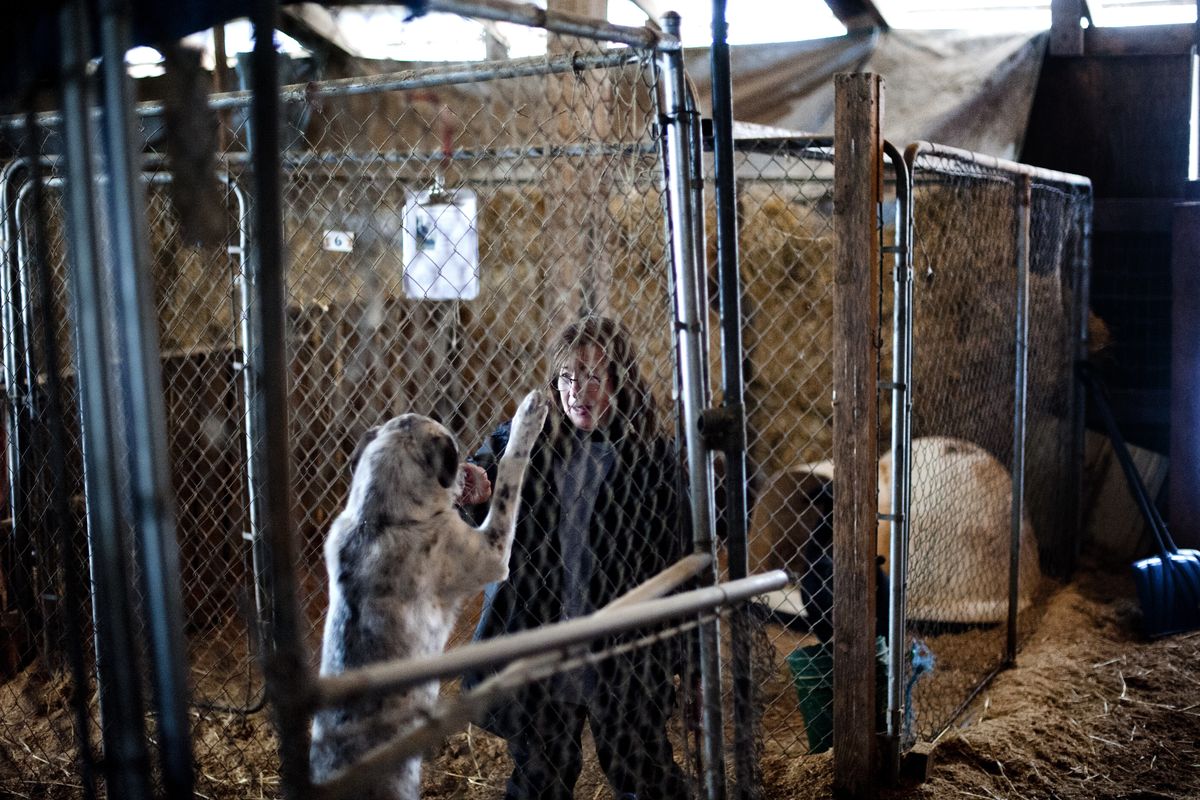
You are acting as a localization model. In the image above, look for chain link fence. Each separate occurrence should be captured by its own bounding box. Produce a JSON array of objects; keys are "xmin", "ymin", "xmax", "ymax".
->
[
  {"xmin": 709, "ymin": 140, "xmax": 839, "ymax": 775},
  {"xmin": 901, "ymin": 143, "xmax": 1090, "ymax": 743},
  {"xmin": 711, "ymin": 138, "xmax": 903, "ymax": 783},
  {"xmin": 0, "ymin": 32, "xmax": 729, "ymax": 798},
  {"xmin": 0, "ymin": 16, "xmax": 1092, "ymax": 796}
]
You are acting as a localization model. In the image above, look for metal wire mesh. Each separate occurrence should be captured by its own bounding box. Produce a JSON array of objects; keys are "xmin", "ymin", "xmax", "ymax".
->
[
  {"xmin": 903, "ymin": 147, "xmax": 1090, "ymax": 743},
  {"xmin": 0, "ymin": 35, "xmax": 720, "ymax": 799},
  {"xmin": 701, "ymin": 140, "xmax": 840, "ymax": 773},
  {"xmin": 0, "ymin": 29, "xmax": 1093, "ymax": 797}
]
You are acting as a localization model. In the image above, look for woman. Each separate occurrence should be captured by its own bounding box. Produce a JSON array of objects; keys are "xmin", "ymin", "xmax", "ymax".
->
[{"xmin": 462, "ymin": 315, "xmax": 691, "ymax": 800}]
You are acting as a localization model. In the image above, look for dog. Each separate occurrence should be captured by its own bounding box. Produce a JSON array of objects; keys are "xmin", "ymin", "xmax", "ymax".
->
[{"xmin": 310, "ymin": 390, "xmax": 549, "ymax": 799}]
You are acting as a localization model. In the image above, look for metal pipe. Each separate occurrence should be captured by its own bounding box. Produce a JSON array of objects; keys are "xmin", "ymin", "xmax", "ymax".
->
[
  {"xmin": 312, "ymin": 553, "xmax": 718, "ymax": 800},
  {"xmin": 5, "ymin": 50, "xmax": 649, "ymax": 128},
  {"xmin": 227, "ymin": 170, "xmax": 272, "ymax": 648},
  {"xmin": 315, "ymin": 570, "xmax": 789, "ymax": 709},
  {"xmin": 96, "ymin": 1, "xmax": 195, "ymax": 793},
  {"xmin": 57, "ymin": 3, "xmax": 153, "ymax": 798},
  {"xmin": 883, "ymin": 140, "xmax": 913, "ymax": 780},
  {"xmin": 248, "ymin": 3, "xmax": 314, "ymax": 796},
  {"xmin": 905, "ymin": 141, "xmax": 1091, "ymax": 190},
  {"xmin": 658, "ymin": 12, "xmax": 727, "ymax": 800},
  {"xmin": 0, "ymin": 160, "xmax": 40, "ymax": 670},
  {"xmin": 20, "ymin": 122, "xmax": 99, "ymax": 800},
  {"xmin": 1008, "ymin": 175, "xmax": 1032, "ymax": 664},
  {"xmin": 323, "ymin": 0, "xmax": 673, "ymax": 50},
  {"xmin": 14, "ymin": 176, "xmax": 63, "ymax": 668},
  {"xmin": 708, "ymin": 0, "xmax": 755, "ymax": 796}
]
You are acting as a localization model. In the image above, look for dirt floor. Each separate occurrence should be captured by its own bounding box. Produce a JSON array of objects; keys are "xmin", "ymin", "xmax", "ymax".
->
[
  {"xmin": 761, "ymin": 558, "xmax": 1200, "ymax": 800},
  {"xmin": 0, "ymin": 554, "xmax": 1197, "ymax": 799}
]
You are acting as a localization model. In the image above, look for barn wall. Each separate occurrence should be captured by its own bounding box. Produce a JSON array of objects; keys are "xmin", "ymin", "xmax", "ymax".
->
[{"xmin": 1021, "ymin": 33, "xmax": 1191, "ymax": 459}]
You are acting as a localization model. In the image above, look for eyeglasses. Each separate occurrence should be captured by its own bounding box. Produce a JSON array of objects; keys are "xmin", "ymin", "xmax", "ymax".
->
[{"xmin": 556, "ymin": 370, "xmax": 605, "ymax": 392}]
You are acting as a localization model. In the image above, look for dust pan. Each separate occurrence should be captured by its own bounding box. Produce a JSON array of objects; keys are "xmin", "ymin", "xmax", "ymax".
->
[{"xmin": 1079, "ymin": 364, "xmax": 1200, "ymax": 637}]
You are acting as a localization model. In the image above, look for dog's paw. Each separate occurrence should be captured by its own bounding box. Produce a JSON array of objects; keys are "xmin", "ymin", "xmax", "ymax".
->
[{"xmin": 507, "ymin": 390, "xmax": 550, "ymax": 458}]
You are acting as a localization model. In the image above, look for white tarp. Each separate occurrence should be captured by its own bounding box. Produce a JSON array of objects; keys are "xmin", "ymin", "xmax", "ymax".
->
[{"xmin": 685, "ymin": 28, "xmax": 1049, "ymax": 160}]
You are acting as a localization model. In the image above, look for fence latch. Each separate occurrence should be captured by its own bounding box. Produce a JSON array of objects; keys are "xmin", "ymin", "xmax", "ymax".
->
[{"xmin": 699, "ymin": 404, "xmax": 745, "ymax": 452}]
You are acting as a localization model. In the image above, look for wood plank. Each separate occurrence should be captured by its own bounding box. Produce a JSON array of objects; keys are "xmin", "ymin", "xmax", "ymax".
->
[
  {"xmin": 1050, "ymin": 0, "xmax": 1086, "ymax": 56},
  {"xmin": 1171, "ymin": 202, "xmax": 1200, "ymax": 549},
  {"xmin": 1086, "ymin": 23, "xmax": 1196, "ymax": 57},
  {"xmin": 832, "ymin": 71, "xmax": 882, "ymax": 800},
  {"xmin": 824, "ymin": 0, "xmax": 888, "ymax": 31}
]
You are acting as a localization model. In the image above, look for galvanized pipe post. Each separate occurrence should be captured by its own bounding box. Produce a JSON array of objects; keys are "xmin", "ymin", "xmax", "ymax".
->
[
  {"xmin": 1008, "ymin": 175, "xmax": 1033, "ymax": 663},
  {"xmin": 658, "ymin": 12, "xmax": 727, "ymax": 800},
  {"xmin": 708, "ymin": 0, "xmax": 756, "ymax": 797},
  {"xmin": 0, "ymin": 159, "xmax": 42, "ymax": 668},
  {"xmin": 231, "ymin": 175, "xmax": 272, "ymax": 643},
  {"xmin": 57, "ymin": 2, "xmax": 153, "ymax": 798},
  {"xmin": 96, "ymin": 0, "xmax": 196, "ymax": 793},
  {"xmin": 10, "ymin": 163, "xmax": 64, "ymax": 667},
  {"xmin": 882, "ymin": 141, "xmax": 913, "ymax": 780},
  {"xmin": 20, "ymin": 117, "xmax": 100, "ymax": 800},
  {"xmin": 248, "ymin": 2, "xmax": 314, "ymax": 796}
]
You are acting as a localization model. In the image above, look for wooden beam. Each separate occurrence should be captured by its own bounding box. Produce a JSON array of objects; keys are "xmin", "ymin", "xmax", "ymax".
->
[
  {"xmin": 547, "ymin": 0, "xmax": 607, "ymax": 18},
  {"xmin": 278, "ymin": 4, "xmax": 358, "ymax": 59},
  {"xmin": 824, "ymin": 0, "xmax": 888, "ymax": 31},
  {"xmin": 1051, "ymin": 0, "xmax": 1086, "ymax": 55},
  {"xmin": 1084, "ymin": 23, "xmax": 1196, "ymax": 56},
  {"xmin": 832, "ymin": 72, "xmax": 883, "ymax": 800}
]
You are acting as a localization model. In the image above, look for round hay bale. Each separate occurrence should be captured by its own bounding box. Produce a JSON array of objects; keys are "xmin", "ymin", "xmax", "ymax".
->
[{"xmin": 879, "ymin": 436, "xmax": 1041, "ymax": 624}]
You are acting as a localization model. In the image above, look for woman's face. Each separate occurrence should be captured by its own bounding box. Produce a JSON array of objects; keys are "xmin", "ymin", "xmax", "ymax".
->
[{"xmin": 557, "ymin": 343, "xmax": 615, "ymax": 432}]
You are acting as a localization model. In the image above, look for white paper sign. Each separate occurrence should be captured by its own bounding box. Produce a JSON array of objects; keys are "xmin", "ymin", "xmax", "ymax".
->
[{"xmin": 402, "ymin": 188, "xmax": 479, "ymax": 301}]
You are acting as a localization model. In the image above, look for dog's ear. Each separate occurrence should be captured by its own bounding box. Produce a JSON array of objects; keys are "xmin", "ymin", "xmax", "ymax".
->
[
  {"xmin": 428, "ymin": 433, "xmax": 460, "ymax": 490},
  {"xmin": 349, "ymin": 426, "xmax": 382, "ymax": 472}
]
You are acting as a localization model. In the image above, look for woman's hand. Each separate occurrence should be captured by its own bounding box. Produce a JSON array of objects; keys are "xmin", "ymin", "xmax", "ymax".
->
[{"xmin": 458, "ymin": 462, "xmax": 493, "ymax": 505}]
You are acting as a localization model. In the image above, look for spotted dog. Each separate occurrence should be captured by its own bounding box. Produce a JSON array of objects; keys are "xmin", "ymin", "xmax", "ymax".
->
[{"xmin": 310, "ymin": 390, "xmax": 549, "ymax": 799}]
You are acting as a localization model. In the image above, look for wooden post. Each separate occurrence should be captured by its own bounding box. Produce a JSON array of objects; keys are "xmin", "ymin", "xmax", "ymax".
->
[
  {"xmin": 833, "ymin": 72, "xmax": 882, "ymax": 800},
  {"xmin": 1050, "ymin": 0, "xmax": 1086, "ymax": 56},
  {"xmin": 1171, "ymin": 202, "xmax": 1200, "ymax": 549}
]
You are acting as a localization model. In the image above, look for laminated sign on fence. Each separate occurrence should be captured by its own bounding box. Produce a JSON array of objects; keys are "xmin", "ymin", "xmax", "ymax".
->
[{"xmin": 402, "ymin": 186, "xmax": 480, "ymax": 300}]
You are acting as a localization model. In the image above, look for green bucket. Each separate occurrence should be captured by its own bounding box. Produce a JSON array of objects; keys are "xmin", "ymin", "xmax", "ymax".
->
[{"xmin": 786, "ymin": 636, "xmax": 888, "ymax": 754}]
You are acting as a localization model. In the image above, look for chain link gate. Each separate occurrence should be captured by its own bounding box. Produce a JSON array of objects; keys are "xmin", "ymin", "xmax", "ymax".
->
[
  {"xmin": 899, "ymin": 142, "xmax": 1091, "ymax": 745},
  {"xmin": 0, "ymin": 12, "xmax": 772, "ymax": 798},
  {"xmin": 708, "ymin": 135, "xmax": 906, "ymax": 783},
  {"xmin": 0, "ymin": 51, "xmax": 894, "ymax": 800},
  {"xmin": 705, "ymin": 138, "xmax": 839, "ymax": 778}
]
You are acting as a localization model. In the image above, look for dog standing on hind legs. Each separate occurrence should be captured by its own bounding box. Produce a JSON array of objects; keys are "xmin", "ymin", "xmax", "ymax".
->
[{"xmin": 310, "ymin": 390, "xmax": 550, "ymax": 799}]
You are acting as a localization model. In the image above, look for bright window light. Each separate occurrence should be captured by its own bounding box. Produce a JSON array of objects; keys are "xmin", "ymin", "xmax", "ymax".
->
[
  {"xmin": 127, "ymin": 45, "xmax": 165, "ymax": 78},
  {"xmin": 331, "ymin": 9, "xmax": 488, "ymax": 60},
  {"xmin": 609, "ymin": 0, "xmax": 846, "ymax": 45},
  {"xmin": 1090, "ymin": 1, "xmax": 1197, "ymax": 27},
  {"xmin": 873, "ymin": 0, "xmax": 1196, "ymax": 31},
  {"xmin": 872, "ymin": 1, "xmax": 1052, "ymax": 31},
  {"xmin": 115, "ymin": 0, "xmax": 1200, "ymax": 75}
]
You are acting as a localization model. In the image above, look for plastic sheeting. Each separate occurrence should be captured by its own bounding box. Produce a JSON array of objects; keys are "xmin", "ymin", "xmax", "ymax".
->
[{"xmin": 685, "ymin": 28, "xmax": 1049, "ymax": 160}]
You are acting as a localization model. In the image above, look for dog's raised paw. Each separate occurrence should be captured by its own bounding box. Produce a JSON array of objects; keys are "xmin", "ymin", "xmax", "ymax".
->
[{"xmin": 508, "ymin": 390, "xmax": 550, "ymax": 458}]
